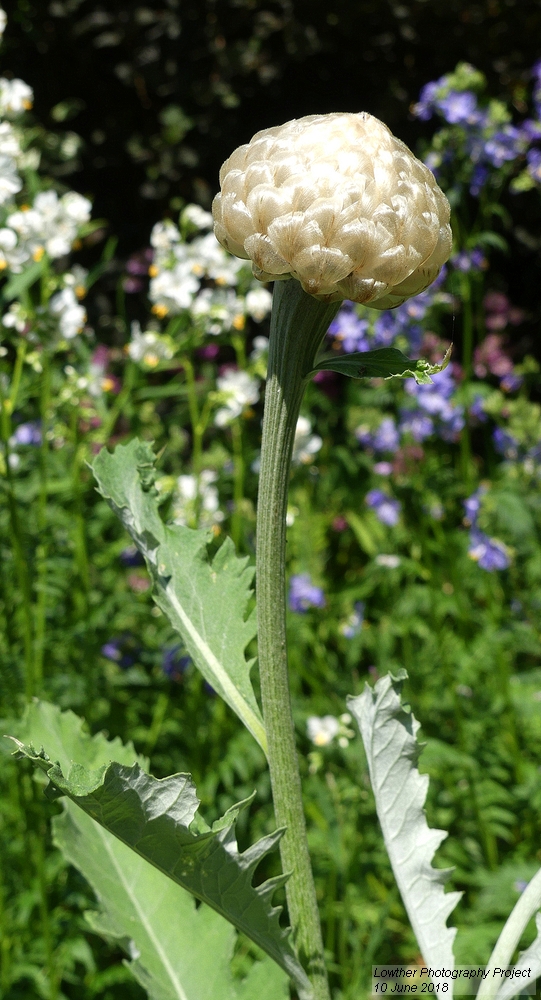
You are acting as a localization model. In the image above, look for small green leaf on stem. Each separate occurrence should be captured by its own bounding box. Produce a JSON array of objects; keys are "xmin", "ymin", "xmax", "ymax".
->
[{"xmin": 311, "ymin": 345, "xmax": 452, "ymax": 384}]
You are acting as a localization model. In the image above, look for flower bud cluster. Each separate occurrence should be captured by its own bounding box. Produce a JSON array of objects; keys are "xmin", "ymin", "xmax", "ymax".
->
[{"xmin": 213, "ymin": 112, "xmax": 452, "ymax": 307}]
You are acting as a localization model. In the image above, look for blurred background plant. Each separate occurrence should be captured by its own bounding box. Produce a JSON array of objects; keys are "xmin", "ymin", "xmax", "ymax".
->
[{"xmin": 1, "ymin": 2, "xmax": 541, "ymax": 998}]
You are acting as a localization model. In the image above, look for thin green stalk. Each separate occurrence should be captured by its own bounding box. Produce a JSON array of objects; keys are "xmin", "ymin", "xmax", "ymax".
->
[
  {"xmin": 230, "ymin": 418, "xmax": 244, "ymax": 549},
  {"xmin": 0, "ymin": 381, "xmax": 34, "ymax": 699},
  {"xmin": 34, "ymin": 353, "xmax": 51, "ymax": 687},
  {"xmin": 70, "ymin": 411, "xmax": 90, "ymax": 604},
  {"xmin": 182, "ymin": 355, "xmax": 203, "ymax": 476},
  {"xmin": 256, "ymin": 279, "xmax": 339, "ymax": 1000},
  {"xmin": 9, "ymin": 341, "xmax": 27, "ymax": 411},
  {"xmin": 461, "ymin": 273, "xmax": 474, "ymax": 378},
  {"xmin": 98, "ymin": 359, "xmax": 137, "ymax": 443},
  {"xmin": 33, "ymin": 825, "xmax": 57, "ymax": 999},
  {"xmin": 182, "ymin": 355, "xmax": 213, "ymax": 527}
]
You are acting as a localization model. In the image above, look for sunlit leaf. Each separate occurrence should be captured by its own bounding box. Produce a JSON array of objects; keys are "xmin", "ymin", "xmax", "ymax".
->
[
  {"xmin": 9, "ymin": 708, "xmax": 311, "ymax": 999},
  {"xmin": 311, "ymin": 345, "xmax": 451, "ymax": 384},
  {"xmin": 91, "ymin": 439, "xmax": 266, "ymax": 754},
  {"xmin": 348, "ymin": 672, "xmax": 461, "ymax": 988}
]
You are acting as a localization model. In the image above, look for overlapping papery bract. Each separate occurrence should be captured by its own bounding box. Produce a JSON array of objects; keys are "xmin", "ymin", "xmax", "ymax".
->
[{"xmin": 212, "ymin": 112, "xmax": 452, "ymax": 308}]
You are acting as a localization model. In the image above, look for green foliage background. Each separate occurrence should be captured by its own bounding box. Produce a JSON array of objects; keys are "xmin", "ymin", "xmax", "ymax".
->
[{"xmin": 2, "ymin": 2, "xmax": 541, "ymax": 999}]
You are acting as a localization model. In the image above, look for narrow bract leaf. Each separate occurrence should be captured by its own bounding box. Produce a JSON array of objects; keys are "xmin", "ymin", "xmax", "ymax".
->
[
  {"xmin": 348, "ymin": 672, "xmax": 461, "ymax": 987},
  {"xmin": 478, "ymin": 867, "xmax": 541, "ymax": 1000},
  {"xmin": 90, "ymin": 439, "xmax": 266, "ymax": 754},
  {"xmin": 495, "ymin": 912, "xmax": 541, "ymax": 1000},
  {"xmin": 10, "ymin": 734, "xmax": 311, "ymax": 998},
  {"xmin": 311, "ymin": 345, "xmax": 451, "ymax": 384}
]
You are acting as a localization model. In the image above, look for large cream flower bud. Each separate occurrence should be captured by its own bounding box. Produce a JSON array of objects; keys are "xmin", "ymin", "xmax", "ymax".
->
[{"xmin": 212, "ymin": 112, "xmax": 452, "ymax": 309}]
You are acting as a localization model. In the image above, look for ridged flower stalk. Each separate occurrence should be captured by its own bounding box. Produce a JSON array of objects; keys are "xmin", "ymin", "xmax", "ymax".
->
[
  {"xmin": 257, "ymin": 279, "xmax": 339, "ymax": 999},
  {"xmin": 213, "ymin": 109, "xmax": 453, "ymax": 996}
]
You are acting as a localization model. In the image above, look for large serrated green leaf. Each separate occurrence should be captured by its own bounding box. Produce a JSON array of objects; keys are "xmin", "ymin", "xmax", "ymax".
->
[
  {"xmin": 8, "ymin": 701, "xmax": 288, "ymax": 1000},
  {"xmin": 9, "ymin": 712, "xmax": 311, "ymax": 999},
  {"xmin": 311, "ymin": 345, "xmax": 452, "ymax": 384},
  {"xmin": 54, "ymin": 805, "xmax": 288, "ymax": 1000},
  {"xmin": 348, "ymin": 672, "xmax": 461, "ymax": 990},
  {"xmin": 90, "ymin": 439, "xmax": 266, "ymax": 754}
]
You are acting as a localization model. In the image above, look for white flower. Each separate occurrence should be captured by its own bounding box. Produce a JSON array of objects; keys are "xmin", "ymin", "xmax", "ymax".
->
[
  {"xmin": 60, "ymin": 191, "xmax": 92, "ymax": 223},
  {"xmin": 245, "ymin": 286, "xmax": 272, "ymax": 321},
  {"xmin": 307, "ymin": 715, "xmax": 340, "ymax": 746},
  {"xmin": 0, "ymin": 122, "xmax": 21, "ymax": 158},
  {"xmin": 49, "ymin": 287, "xmax": 86, "ymax": 339},
  {"xmin": 250, "ymin": 335, "xmax": 269, "ymax": 360},
  {"xmin": 2, "ymin": 301, "xmax": 27, "ymax": 332},
  {"xmin": 63, "ymin": 264, "xmax": 88, "ymax": 297},
  {"xmin": 190, "ymin": 231, "xmax": 244, "ymax": 285},
  {"xmin": 375, "ymin": 554, "xmax": 401, "ymax": 568},
  {"xmin": 149, "ymin": 260, "xmax": 199, "ymax": 313},
  {"xmin": 182, "ymin": 203, "xmax": 214, "ymax": 230},
  {"xmin": 0, "ymin": 227, "xmax": 16, "ymax": 251},
  {"xmin": 6, "ymin": 189, "xmax": 92, "ymax": 265},
  {"xmin": 0, "ymin": 78, "xmax": 33, "ymax": 115},
  {"xmin": 191, "ymin": 286, "xmax": 245, "ymax": 335},
  {"xmin": 213, "ymin": 112, "xmax": 451, "ymax": 306},
  {"xmin": 0, "ymin": 9, "xmax": 7, "ymax": 38},
  {"xmin": 0, "ymin": 154, "xmax": 22, "ymax": 205},
  {"xmin": 214, "ymin": 368, "xmax": 259, "ymax": 426},
  {"xmin": 172, "ymin": 469, "xmax": 224, "ymax": 529},
  {"xmin": 128, "ymin": 321, "xmax": 173, "ymax": 367},
  {"xmin": 150, "ymin": 219, "xmax": 181, "ymax": 250},
  {"xmin": 292, "ymin": 415, "xmax": 322, "ymax": 465}
]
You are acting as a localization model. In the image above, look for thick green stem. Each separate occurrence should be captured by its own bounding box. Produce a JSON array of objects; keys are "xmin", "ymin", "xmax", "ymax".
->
[{"xmin": 256, "ymin": 280, "xmax": 339, "ymax": 1000}]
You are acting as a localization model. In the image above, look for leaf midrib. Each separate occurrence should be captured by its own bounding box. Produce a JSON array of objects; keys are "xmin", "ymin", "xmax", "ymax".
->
[{"xmin": 95, "ymin": 817, "xmax": 189, "ymax": 1000}]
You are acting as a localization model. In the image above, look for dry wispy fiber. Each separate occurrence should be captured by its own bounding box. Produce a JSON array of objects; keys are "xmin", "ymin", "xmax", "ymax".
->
[{"xmin": 213, "ymin": 112, "xmax": 452, "ymax": 308}]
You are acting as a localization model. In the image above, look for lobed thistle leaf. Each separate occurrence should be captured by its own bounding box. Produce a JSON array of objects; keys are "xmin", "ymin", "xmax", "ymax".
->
[
  {"xmin": 7, "ymin": 701, "xmax": 310, "ymax": 999},
  {"xmin": 90, "ymin": 439, "xmax": 266, "ymax": 754},
  {"xmin": 348, "ymin": 671, "xmax": 461, "ymax": 991}
]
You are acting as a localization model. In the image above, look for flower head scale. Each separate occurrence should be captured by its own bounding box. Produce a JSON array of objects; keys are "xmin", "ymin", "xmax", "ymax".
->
[{"xmin": 213, "ymin": 112, "xmax": 452, "ymax": 308}]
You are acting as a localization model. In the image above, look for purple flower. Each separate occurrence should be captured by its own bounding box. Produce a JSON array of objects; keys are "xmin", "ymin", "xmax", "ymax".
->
[
  {"xmin": 100, "ymin": 635, "xmax": 138, "ymax": 668},
  {"xmin": 527, "ymin": 147, "xmax": 541, "ymax": 183},
  {"xmin": 438, "ymin": 406, "xmax": 465, "ymax": 441},
  {"xmin": 329, "ymin": 303, "xmax": 370, "ymax": 353},
  {"xmin": 197, "ymin": 343, "xmax": 220, "ymax": 360},
  {"xmin": 469, "ymin": 395, "xmax": 488, "ymax": 423},
  {"xmin": 412, "ymin": 80, "xmax": 440, "ymax": 120},
  {"xmin": 483, "ymin": 126, "xmax": 525, "ymax": 168},
  {"xmin": 340, "ymin": 602, "xmax": 365, "ymax": 638},
  {"xmin": 119, "ymin": 545, "xmax": 145, "ymax": 567},
  {"xmin": 162, "ymin": 646, "xmax": 190, "ymax": 682},
  {"xmin": 11, "ymin": 421, "xmax": 42, "ymax": 446},
  {"xmin": 437, "ymin": 90, "xmax": 480, "ymax": 125},
  {"xmin": 493, "ymin": 427, "xmax": 519, "ymax": 459},
  {"xmin": 366, "ymin": 489, "xmax": 401, "ymax": 527},
  {"xmin": 468, "ymin": 528, "xmax": 510, "ymax": 571},
  {"xmin": 399, "ymin": 411, "xmax": 434, "ymax": 442},
  {"xmin": 520, "ymin": 119, "xmax": 541, "ymax": 142},
  {"xmin": 404, "ymin": 367, "xmax": 464, "ymax": 440},
  {"xmin": 373, "ymin": 304, "xmax": 423, "ymax": 354},
  {"xmin": 452, "ymin": 248, "xmax": 487, "ymax": 272},
  {"xmin": 289, "ymin": 574, "xmax": 326, "ymax": 612},
  {"xmin": 500, "ymin": 373, "xmax": 523, "ymax": 393},
  {"xmin": 470, "ymin": 164, "xmax": 489, "ymax": 196},
  {"xmin": 373, "ymin": 311, "xmax": 398, "ymax": 348},
  {"xmin": 374, "ymin": 461, "xmax": 393, "ymax": 476},
  {"xmin": 372, "ymin": 417, "xmax": 400, "ymax": 453},
  {"xmin": 463, "ymin": 486, "xmax": 487, "ymax": 526}
]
